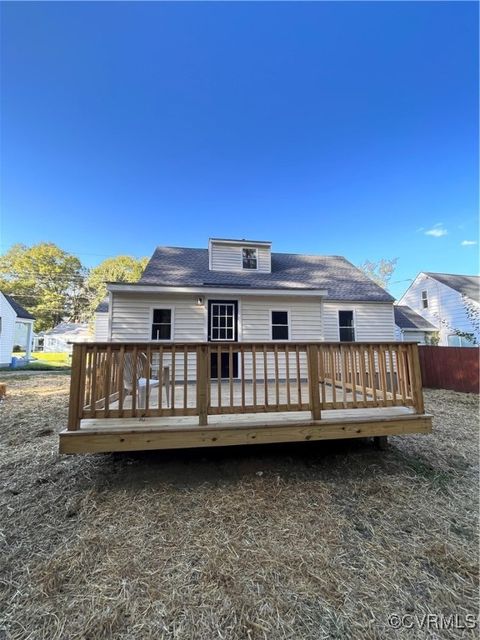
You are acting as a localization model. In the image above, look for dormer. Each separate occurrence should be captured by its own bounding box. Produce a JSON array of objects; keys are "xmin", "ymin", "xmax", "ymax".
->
[{"xmin": 208, "ymin": 238, "xmax": 272, "ymax": 273}]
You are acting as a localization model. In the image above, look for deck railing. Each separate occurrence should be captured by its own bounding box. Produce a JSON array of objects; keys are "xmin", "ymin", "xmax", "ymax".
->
[{"xmin": 67, "ymin": 341, "xmax": 425, "ymax": 430}]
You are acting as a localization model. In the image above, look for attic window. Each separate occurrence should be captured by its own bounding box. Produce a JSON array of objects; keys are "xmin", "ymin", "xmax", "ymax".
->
[
  {"xmin": 242, "ymin": 248, "xmax": 257, "ymax": 270},
  {"xmin": 421, "ymin": 291, "xmax": 428, "ymax": 309}
]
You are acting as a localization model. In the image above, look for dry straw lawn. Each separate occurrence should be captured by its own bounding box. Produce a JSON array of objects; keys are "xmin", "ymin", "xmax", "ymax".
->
[{"xmin": 0, "ymin": 373, "xmax": 478, "ymax": 639}]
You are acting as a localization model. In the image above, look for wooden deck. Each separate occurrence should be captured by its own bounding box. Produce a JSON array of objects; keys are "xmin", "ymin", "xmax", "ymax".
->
[
  {"xmin": 60, "ymin": 341, "xmax": 432, "ymax": 454},
  {"xmin": 60, "ymin": 406, "xmax": 431, "ymax": 454}
]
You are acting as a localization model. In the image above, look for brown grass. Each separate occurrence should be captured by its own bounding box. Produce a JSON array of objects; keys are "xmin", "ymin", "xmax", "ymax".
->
[{"xmin": 0, "ymin": 373, "xmax": 478, "ymax": 639}]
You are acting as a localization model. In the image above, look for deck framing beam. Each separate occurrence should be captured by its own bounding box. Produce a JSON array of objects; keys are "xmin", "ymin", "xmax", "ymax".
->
[{"xmin": 59, "ymin": 414, "xmax": 432, "ymax": 454}]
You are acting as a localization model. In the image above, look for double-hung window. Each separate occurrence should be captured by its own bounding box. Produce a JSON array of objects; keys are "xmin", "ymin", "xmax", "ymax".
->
[
  {"xmin": 421, "ymin": 291, "xmax": 428, "ymax": 309},
  {"xmin": 242, "ymin": 248, "xmax": 257, "ymax": 270},
  {"xmin": 151, "ymin": 308, "xmax": 172, "ymax": 340},
  {"xmin": 339, "ymin": 310, "xmax": 355, "ymax": 342},
  {"xmin": 271, "ymin": 311, "xmax": 289, "ymax": 340}
]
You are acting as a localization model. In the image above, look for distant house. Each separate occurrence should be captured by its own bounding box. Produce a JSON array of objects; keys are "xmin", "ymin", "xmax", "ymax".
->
[
  {"xmin": 394, "ymin": 305, "xmax": 437, "ymax": 344},
  {"xmin": 0, "ymin": 292, "xmax": 35, "ymax": 366},
  {"xmin": 398, "ymin": 272, "xmax": 480, "ymax": 347},
  {"xmin": 42, "ymin": 322, "xmax": 92, "ymax": 353},
  {"xmin": 94, "ymin": 299, "xmax": 109, "ymax": 341}
]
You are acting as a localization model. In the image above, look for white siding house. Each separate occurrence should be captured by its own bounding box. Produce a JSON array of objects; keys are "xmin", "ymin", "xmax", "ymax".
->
[
  {"xmin": 394, "ymin": 305, "xmax": 438, "ymax": 344},
  {"xmin": 398, "ymin": 272, "xmax": 479, "ymax": 347},
  {"xmin": 95, "ymin": 238, "xmax": 396, "ymax": 379},
  {"xmin": 0, "ymin": 292, "xmax": 35, "ymax": 366},
  {"xmin": 42, "ymin": 322, "xmax": 92, "ymax": 353}
]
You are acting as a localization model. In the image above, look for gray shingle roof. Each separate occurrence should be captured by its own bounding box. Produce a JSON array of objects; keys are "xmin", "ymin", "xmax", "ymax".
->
[
  {"xmin": 138, "ymin": 247, "xmax": 394, "ymax": 302},
  {"xmin": 95, "ymin": 298, "xmax": 109, "ymax": 313},
  {"xmin": 394, "ymin": 305, "xmax": 437, "ymax": 330},
  {"xmin": 3, "ymin": 293, "xmax": 35, "ymax": 320},
  {"xmin": 425, "ymin": 273, "xmax": 480, "ymax": 303}
]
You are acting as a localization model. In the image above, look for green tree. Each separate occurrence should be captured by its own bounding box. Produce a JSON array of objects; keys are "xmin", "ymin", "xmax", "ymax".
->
[
  {"xmin": 86, "ymin": 255, "xmax": 148, "ymax": 315},
  {"xmin": 359, "ymin": 258, "xmax": 398, "ymax": 290},
  {"xmin": 0, "ymin": 243, "xmax": 87, "ymax": 331}
]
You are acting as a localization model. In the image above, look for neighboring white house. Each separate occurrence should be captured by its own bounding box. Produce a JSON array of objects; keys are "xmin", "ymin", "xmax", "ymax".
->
[
  {"xmin": 398, "ymin": 272, "xmax": 480, "ymax": 347},
  {"xmin": 42, "ymin": 322, "xmax": 92, "ymax": 353},
  {"xmin": 394, "ymin": 305, "xmax": 437, "ymax": 344},
  {"xmin": 94, "ymin": 299, "xmax": 109, "ymax": 341},
  {"xmin": 0, "ymin": 292, "xmax": 35, "ymax": 366},
  {"xmin": 94, "ymin": 238, "xmax": 397, "ymax": 378}
]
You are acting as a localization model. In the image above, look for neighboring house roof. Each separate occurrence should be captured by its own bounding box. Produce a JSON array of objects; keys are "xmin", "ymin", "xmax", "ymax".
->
[
  {"xmin": 424, "ymin": 272, "xmax": 480, "ymax": 303},
  {"xmin": 44, "ymin": 322, "xmax": 90, "ymax": 338},
  {"xmin": 95, "ymin": 298, "xmax": 109, "ymax": 313},
  {"xmin": 137, "ymin": 247, "xmax": 394, "ymax": 302},
  {"xmin": 394, "ymin": 305, "xmax": 437, "ymax": 331},
  {"xmin": 2, "ymin": 293, "xmax": 35, "ymax": 320}
]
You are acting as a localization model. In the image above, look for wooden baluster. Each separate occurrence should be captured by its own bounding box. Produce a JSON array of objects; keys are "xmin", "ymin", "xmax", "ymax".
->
[
  {"xmin": 389, "ymin": 346, "xmax": 397, "ymax": 405},
  {"xmin": 329, "ymin": 345, "xmax": 337, "ymax": 407},
  {"xmin": 89, "ymin": 346, "xmax": 98, "ymax": 418},
  {"xmin": 295, "ymin": 345, "xmax": 302, "ymax": 407},
  {"xmin": 285, "ymin": 345, "xmax": 291, "ymax": 409},
  {"xmin": 131, "ymin": 346, "xmax": 138, "ymax": 414},
  {"xmin": 184, "ymin": 346, "xmax": 188, "ymax": 410},
  {"xmin": 368, "ymin": 345, "xmax": 377, "ymax": 406},
  {"xmin": 241, "ymin": 346, "xmax": 246, "ymax": 411},
  {"xmin": 307, "ymin": 344, "xmax": 321, "ymax": 420},
  {"xmin": 217, "ymin": 344, "xmax": 221, "ymax": 408},
  {"xmin": 359, "ymin": 345, "xmax": 367, "ymax": 407},
  {"xmin": 263, "ymin": 344, "xmax": 268, "ymax": 407},
  {"xmin": 196, "ymin": 345, "xmax": 208, "ymax": 426},
  {"xmin": 145, "ymin": 344, "xmax": 152, "ymax": 412},
  {"xmin": 397, "ymin": 345, "xmax": 407, "ymax": 404},
  {"xmin": 118, "ymin": 346, "xmax": 125, "ymax": 416},
  {"xmin": 378, "ymin": 346, "xmax": 388, "ymax": 406},
  {"xmin": 349, "ymin": 345, "xmax": 357, "ymax": 406},
  {"xmin": 171, "ymin": 345, "xmax": 176, "ymax": 410},
  {"xmin": 410, "ymin": 343, "xmax": 425, "ymax": 414},
  {"xmin": 252, "ymin": 345, "xmax": 257, "ymax": 408},
  {"xmin": 229, "ymin": 345, "xmax": 233, "ymax": 408},
  {"xmin": 318, "ymin": 346, "xmax": 326, "ymax": 408},
  {"xmin": 104, "ymin": 345, "xmax": 112, "ymax": 416},
  {"xmin": 158, "ymin": 345, "xmax": 164, "ymax": 409},
  {"xmin": 341, "ymin": 345, "xmax": 348, "ymax": 407},
  {"xmin": 274, "ymin": 345, "xmax": 279, "ymax": 407}
]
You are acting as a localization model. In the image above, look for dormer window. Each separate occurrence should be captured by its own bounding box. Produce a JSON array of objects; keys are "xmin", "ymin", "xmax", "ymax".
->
[{"xmin": 242, "ymin": 248, "xmax": 257, "ymax": 270}]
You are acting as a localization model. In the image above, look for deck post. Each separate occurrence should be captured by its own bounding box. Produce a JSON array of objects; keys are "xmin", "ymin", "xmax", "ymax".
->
[
  {"xmin": 67, "ymin": 343, "xmax": 83, "ymax": 430},
  {"xmin": 307, "ymin": 344, "xmax": 322, "ymax": 420},
  {"xmin": 197, "ymin": 344, "xmax": 208, "ymax": 426},
  {"xmin": 410, "ymin": 343, "xmax": 425, "ymax": 415}
]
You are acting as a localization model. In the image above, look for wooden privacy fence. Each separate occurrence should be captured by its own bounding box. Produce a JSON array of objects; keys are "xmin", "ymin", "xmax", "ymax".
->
[
  {"xmin": 67, "ymin": 341, "xmax": 425, "ymax": 429},
  {"xmin": 418, "ymin": 345, "xmax": 479, "ymax": 394}
]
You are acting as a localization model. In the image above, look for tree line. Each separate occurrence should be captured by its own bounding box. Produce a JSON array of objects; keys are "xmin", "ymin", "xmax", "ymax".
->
[{"xmin": 0, "ymin": 243, "xmax": 148, "ymax": 331}]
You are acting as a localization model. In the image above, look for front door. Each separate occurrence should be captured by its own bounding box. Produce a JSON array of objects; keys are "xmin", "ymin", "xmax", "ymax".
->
[{"xmin": 208, "ymin": 300, "xmax": 239, "ymax": 379}]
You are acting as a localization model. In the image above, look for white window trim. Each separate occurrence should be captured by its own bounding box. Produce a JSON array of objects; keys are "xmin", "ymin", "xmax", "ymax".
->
[
  {"xmin": 150, "ymin": 306, "xmax": 174, "ymax": 342},
  {"xmin": 270, "ymin": 309, "xmax": 290, "ymax": 341},
  {"xmin": 210, "ymin": 301, "xmax": 237, "ymax": 342},
  {"xmin": 242, "ymin": 247, "xmax": 258, "ymax": 271},
  {"xmin": 338, "ymin": 309, "xmax": 356, "ymax": 342},
  {"xmin": 421, "ymin": 290, "xmax": 429, "ymax": 309}
]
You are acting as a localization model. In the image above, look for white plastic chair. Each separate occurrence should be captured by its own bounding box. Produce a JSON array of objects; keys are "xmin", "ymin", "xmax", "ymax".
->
[{"xmin": 123, "ymin": 352, "xmax": 170, "ymax": 409}]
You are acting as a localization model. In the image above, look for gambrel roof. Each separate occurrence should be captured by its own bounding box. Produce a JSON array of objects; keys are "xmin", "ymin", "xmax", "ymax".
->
[
  {"xmin": 394, "ymin": 305, "xmax": 437, "ymax": 330},
  {"xmin": 137, "ymin": 247, "xmax": 394, "ymax": 302},
  {"xmin": 424, "ymin": 273, "xmax": 480, "ymax": 303}
]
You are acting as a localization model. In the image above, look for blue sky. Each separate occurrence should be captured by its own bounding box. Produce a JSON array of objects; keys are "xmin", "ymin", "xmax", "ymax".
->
[{"xmin": 1, "ymin": 1, "xmax": 478, "ymax": 300}]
